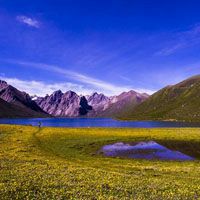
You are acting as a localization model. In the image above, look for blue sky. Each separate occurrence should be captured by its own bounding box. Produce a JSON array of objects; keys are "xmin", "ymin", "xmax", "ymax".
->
[{"xmin": 0, "ymin": 0, "xmax": 200, "ymax": 96}]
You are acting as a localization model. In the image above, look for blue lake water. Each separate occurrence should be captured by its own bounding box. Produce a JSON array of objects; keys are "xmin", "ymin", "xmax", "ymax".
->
[
  {"xmin": 0, "ymin": 118, "xmax": 200, "ymax": 128},
  {"xmin": 100, "ymin": 141, "xmax": 194, "ymax": 161}
]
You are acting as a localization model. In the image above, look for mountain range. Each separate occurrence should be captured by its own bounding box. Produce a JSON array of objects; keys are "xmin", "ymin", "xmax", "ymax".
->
[
  {"xmin": 35, "ymin": 89, "xmax": 148, "ymax": 117},
  {"xmin": 0, "ymin": 75, "xmax": 200, "ymax": 122},
  {"xmin": 0, "ymin": 79, "xmax": 148, "ymax": 118}
]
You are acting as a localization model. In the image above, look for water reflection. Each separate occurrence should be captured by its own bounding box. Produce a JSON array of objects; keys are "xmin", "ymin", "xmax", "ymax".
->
[{"xmin": 100, "ymin": 141, "xmax": 195, "ymax": 161}]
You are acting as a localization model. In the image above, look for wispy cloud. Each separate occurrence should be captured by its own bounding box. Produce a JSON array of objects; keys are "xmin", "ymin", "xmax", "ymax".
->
[
  {"xmin": 16, "ymin": 15, "xmax": 40, "ymax": 28},
  {"xmin": 3, "ymin": 59, "xmax": 155, "ymax": 95},
  {"xmin": 118, "ymin": 75, "xmax": 132, "ymax": 82},
  {"xmin": 156, "ymin": 24, "xmax": 200, "ymax": 56},
  {"xmin": 156, "ymin": 43, "xmax": 186, "ymax": 56},
  {"xmin": 0, "ymin": 76, "xmax": 95, "ymax": 96}
]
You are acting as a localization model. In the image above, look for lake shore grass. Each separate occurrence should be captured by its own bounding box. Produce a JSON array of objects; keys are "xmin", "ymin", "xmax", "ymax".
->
[{"xmin": 0, "ymin": 125, "xmax": 200, "ymax": 199}]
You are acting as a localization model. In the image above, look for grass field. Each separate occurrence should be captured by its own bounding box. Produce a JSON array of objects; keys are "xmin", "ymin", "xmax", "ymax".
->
[{"xmin": 0, "ymin": 125, "xmax": 200, "ymax": 199}]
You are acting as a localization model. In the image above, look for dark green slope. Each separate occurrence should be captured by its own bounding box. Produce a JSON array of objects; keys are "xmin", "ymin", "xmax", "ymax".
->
[
  {"xmin": 120, "ymin": 75, "xmax": 200, "ymax": 122},
  {"xmin": 0, "ymin": 98, "xmax": 48, "ymax": 118}
]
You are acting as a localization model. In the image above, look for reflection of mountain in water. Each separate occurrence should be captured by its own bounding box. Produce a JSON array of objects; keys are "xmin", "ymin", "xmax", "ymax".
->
[{"xmin": 100, "ymin": 141, "xmax": 195, "ymax": 161}]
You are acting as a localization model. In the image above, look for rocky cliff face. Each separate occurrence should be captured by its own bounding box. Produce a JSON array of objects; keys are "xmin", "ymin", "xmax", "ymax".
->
[
  {"xmin": 35, "ymin": 90, "xmax": 149, "ymax": 117},
  {"xmin": 79, "ymin": 96, "xmax": 92, "ymax": 115},
  {"xmin": 35, "ymin": 90, "xmax": 92, "ymax": 117},
  {"xmin": 87, "ymin": 92, "xmax": 110, "ymax": 115}
]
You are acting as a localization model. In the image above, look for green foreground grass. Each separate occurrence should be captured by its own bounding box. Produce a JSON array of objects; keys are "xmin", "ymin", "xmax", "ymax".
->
[{"xmin": 0, "ymin": 125, "xmax": 200, "ymax": 199}]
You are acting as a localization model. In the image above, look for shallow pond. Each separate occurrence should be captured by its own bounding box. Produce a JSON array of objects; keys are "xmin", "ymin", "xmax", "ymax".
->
[{"xmin": 100, "ymin": 141, "xmax": 195, "ymax": 161}]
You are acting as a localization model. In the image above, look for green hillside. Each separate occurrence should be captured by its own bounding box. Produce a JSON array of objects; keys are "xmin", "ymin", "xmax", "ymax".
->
[{"xmin": 120, "ymin": 75, "xmax": 200, "ymax": 122}]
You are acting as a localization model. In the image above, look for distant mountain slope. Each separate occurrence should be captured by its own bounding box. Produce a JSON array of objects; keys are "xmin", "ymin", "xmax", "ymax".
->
[
  {"xmin": 93, "ymin": 91, "xmax": 149, "ymax": 117},
  {"xmin": 0, "ymin": 80, "xmax": 48, "ymax": 118},
  {"xmin": 0, "ymin": 98, "xmax": 47, "ymax": 118},
  {"xmin": 120, "ymin": 75, "xmax": 200, "ymax": 122}
]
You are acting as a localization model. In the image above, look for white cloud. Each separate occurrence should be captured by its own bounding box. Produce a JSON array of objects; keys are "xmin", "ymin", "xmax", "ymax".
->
[
  {"xmin": 0, "ymin": 76, "xmax": 95, "ymax": 96},
  {"xmin": 16, "ymin": 15, "xmax": 40, "ymax": 28},
  {"xmin": 2, "ymin": 59, "xmax": 155, "ymax": 95}
]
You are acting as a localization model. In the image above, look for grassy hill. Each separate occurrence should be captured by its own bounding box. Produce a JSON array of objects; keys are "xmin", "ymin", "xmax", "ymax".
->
[
  {"xmin": 119, "ymin": 75, "xmax": 200, "ymax": 122},
  {"xmin": 0, "ymin": 98, "xmax": 48, "ymax": 118}
]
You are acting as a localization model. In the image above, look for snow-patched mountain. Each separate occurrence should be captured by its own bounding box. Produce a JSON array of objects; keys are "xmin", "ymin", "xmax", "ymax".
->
[{"xmin": 35, "ymin": 90, "xmax": 149, "ymax": 117}]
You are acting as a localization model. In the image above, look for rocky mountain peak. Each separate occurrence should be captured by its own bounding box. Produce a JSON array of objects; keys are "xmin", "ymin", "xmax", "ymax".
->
[
  {"xmin": 88, "ymin": 92, "xmax": 109, "ymax": 105},
  {"xmin": 127, "ymin": 90, "xmax": 137, "ymax": 95},
  {"xmin": 118, "ymin": 90, "xmax": 137, "ymax": 98},
  {"xmin": 63, "ymin": 90, "xmax": 77, "ymax": 98},
  {"xmin": 53, "ymin": 89, "xmax": 62, "ymax": 94},
  {"xmin": 0, "ymin": 80, "xmax": 9, "ymax": 89},
  {"xmin": 52, "ymin": 90, "xmax": 63, "ymax": 96}
]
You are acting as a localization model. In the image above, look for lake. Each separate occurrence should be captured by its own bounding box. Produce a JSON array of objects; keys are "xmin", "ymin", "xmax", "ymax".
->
[{"xmin": 0, "ymin": 118, "xmax": 200, "ymax": 128}]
